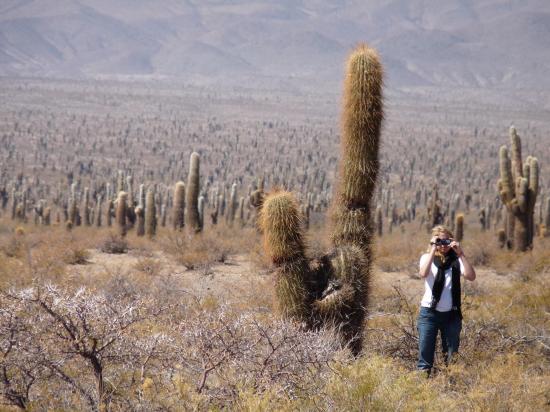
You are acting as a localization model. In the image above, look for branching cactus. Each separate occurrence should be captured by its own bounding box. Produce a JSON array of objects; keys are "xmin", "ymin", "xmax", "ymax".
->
[
  {"xmin": 260, "ymin": 44, "xmax": 383, "ymax": 355},
  {"xmin": 186, "ymin": 152, "xmax": 201, "ymax": 233},
  {"xmin": 498, "ymin": 127, "xmax": 539, "ymax": 251}
]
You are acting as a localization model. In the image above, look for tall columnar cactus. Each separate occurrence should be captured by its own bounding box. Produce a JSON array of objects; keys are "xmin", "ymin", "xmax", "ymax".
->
[
  {"xmin": 95, "ymin": 195, "xmax": 102, "ymax": 227},
  {"xmin": 544, "ymin": 197, "xmax": 550, "ymax": 237},
  {"xmin": 260, "ymin": 44, "xmax": 383, "ymax": 355},
  {"xmin": 83, "ymin": 187, "xmax": 91, "ymax": 226},
  {"xmin": 135, "ymin": 206, "xmax": 145, "ymax": 237},
  {"xmin": 126, "ymin": 175, "xmax": 136, "ymax": 226},
  {"xmin": 173, "ymin": 181, "xmax": 185, "ymax": 230},
  {"xmin": 427, "ymin": 187, "xmax": 442, "ymax": 232},
  {"xmin": 455, "ymin": 213, "xmax": 464, "ymax": 242},
  {"xmin": 68, "ymin": 193, "xmax": 77, "ymax": 226},
  {"xmin": 116, "ymin": 170, "xmax": 124, "ymax": 194},
  {"xmin": 375, "ymin": 205, "xmax": 383, "ymax": 236},
  {"xmin": 115, "ymin": 191, "xmax": 128, "ymax": 237},
  {"xmin": 238, "ymin": 196, "xmax": 245, "ymax": 226},
  {"xmin": 227, "ymin": 182, "xmax": 238, "ymax": 224},
  {"xmin": 106, "ymin": 199, "xmax": 113, "ymax": 227},
  {"xmin": 186, "ymin": 152, "xmax": 201, "ymax": 233},
  {"xmin": 198, "ymin": 195, "xmax": 205, "ymax": 230},
  {"xmin": 126, "ymin": 175, "xmax": 134, "ymax": 207},
  {"xmin": 138, "ymin": 184, "xmax": 146, "ymax": 208},
  {"xmin": 145, "ymin": 188, "xmax": 156, "ymax": 238},
  {"xmin": 161, "ymin": 204, "xmax": 167, "ymax": 227},
  {"xmin": 498, "ymin": 127, "xmax": 539, "ymax": 251},
  {"xmin": 10, "ymin": 189, "xmax": 17, "ymax": 220}
]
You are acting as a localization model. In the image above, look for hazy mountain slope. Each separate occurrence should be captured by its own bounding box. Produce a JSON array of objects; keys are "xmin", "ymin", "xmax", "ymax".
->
[{"xmin": 0, "ymin": 0, "xmax": 549, "ymax": 90}]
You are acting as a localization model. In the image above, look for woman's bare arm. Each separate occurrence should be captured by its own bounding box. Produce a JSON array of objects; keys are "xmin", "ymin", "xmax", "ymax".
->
[
  {"xmin": 451, "ymin": 240, "xmax": 476, "ymax": 281},
  {"xmin": 419, "ymin": 245, "xmax": 437, "ymax": 278}
]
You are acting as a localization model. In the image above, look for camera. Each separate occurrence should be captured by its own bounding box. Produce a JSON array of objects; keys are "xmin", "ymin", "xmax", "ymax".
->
[{"xmin": 434, "ymin": 238, "xmax": 452, "ymax": 246}]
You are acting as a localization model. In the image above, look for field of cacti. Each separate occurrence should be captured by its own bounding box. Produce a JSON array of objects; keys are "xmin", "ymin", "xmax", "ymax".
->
[{"xmin": 1, "ymin": 46, "xmax": 550, "ymax": 410}]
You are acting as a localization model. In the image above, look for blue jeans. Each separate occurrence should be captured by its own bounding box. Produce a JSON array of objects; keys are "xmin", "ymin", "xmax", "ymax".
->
[{"xmin": 417, "ymin": 306, "xmax": 462, "ymax": 371}]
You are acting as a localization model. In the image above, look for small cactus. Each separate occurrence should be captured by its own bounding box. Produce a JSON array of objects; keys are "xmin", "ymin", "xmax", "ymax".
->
[{"xmin": 497, "ymin": 228, "xmax": 507, "ymax": 248}]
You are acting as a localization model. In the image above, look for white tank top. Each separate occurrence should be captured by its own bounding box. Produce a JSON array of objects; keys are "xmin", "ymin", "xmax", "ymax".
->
[{"xmin": 419, "ymin": 253, "xmax": 464, "ymax": 312}]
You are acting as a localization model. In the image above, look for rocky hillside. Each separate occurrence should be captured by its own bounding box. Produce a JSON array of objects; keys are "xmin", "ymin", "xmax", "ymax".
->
[{"xmin": 1, "ymin": 0, "xmax": 549, "ymax": 91}]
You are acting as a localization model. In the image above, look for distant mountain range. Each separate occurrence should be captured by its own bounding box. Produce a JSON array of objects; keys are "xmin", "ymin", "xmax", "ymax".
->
[{"xmin": 1, "ymin": 0, "xmax": 550, "ymax": 91}]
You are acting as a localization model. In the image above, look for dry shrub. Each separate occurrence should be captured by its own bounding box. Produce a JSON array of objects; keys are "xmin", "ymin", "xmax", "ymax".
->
[
  {"xmin": 100, "ymin": 234, "xmax": 128, "ymax": 254},
  {"xmin": 62, "ymin": 247, "xmax": 91, "ymax": 265},
  {"xmin": 132, "ymin": 257, "xmax": 162, "ymax": 277}
]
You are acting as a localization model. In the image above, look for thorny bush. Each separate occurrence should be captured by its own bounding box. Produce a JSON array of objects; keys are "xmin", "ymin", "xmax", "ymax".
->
[{"xmin": 0, "ymin": 282, "xmax": 345, "ymax": 410}]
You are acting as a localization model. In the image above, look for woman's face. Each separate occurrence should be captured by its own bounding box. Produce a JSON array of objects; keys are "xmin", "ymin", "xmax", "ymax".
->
[{"xmin": 435, "ymin": 233, "xmax": 452, "ymax": 254}]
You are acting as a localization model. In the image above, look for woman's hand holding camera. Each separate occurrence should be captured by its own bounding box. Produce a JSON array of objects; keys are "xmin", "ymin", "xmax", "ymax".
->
[
  {"xmin": 429, "ymin": 236, "xmax": 438, "ymax": 252},
  {"xmin": 429, "ymin": 236, "xmax": 464, "ymax": 257},
  {"xmin": 450, "ymin": 240, "xmax": 464, "ymax": 257}
]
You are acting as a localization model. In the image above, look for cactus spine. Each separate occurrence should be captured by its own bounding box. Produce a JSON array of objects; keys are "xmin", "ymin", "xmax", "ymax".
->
[
  {"xmin": 498, "ymin": 127, "xmax": 539, "ymax": 251},
  {"xmin": 185, "ymin": 152, "xmax": 201, "ymax": 233},
  {"xmin": 260, "ymin": 44, "xmax": 383, "ymax": 355},
  {"xmin": 173, "ymin": 181, "xmax": 185, "ymax": 230}
]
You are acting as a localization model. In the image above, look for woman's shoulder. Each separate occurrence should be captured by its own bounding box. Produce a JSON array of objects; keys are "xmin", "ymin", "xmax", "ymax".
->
[{"xmin": 419, "ymin": 253, "xmax": 431, "ymax": 266}]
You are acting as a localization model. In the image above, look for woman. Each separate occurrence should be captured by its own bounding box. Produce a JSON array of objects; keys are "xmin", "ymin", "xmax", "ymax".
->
[{"xmin": 417, "ymin": 225, "xmax": 476, "ymax": 375}]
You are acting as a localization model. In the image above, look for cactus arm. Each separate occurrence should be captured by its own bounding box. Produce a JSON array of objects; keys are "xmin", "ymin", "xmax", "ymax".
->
[
  {"xmin": 499, "ymin": 146, "xmax": 514, "ymax": 204},
  {"xmin": 516, "ymin": 178, "xmax": 528, "ymax": 213},
  {"xmin": 528, "ymin": 157, "xmax": 539, "ymax": 210},
  {"xmin": 509, "ymin": 126, "xmax": 523, "ymax": 182},
  {"xmin": 260, "ymin": 191, "xmax": 312, "ymax": 320}
]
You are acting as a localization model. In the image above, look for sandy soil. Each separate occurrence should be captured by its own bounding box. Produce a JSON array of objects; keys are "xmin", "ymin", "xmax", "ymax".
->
[{"xmin": 67, "ymin": 248, "xmax": 515, "ymax": 311}]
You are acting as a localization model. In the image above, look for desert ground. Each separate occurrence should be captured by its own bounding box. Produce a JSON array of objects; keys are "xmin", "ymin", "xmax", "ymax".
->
[{"xmin": 0, "ymin": 77, "xmax": 549, "ymax": 410}]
